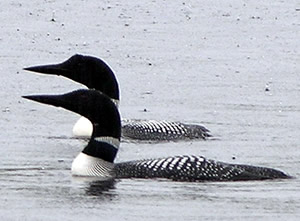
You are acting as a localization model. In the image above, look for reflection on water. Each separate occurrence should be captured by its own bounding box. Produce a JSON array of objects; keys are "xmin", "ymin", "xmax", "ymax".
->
[
  {"xmin": 85, "ymin": 179, "xmax": 116, "ymax": 197},
  {"xmin": 73, "ymin": 176, "xmax": 117, "ymax": 197},
  {"xmin": 47, "ymin": 135, "xmax": 89, "ymax": 141}
]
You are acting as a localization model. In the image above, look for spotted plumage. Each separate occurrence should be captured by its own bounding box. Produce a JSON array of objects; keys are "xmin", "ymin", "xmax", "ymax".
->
[
  {"xmin": 122, "ymin": 120, "xmax": 211, "ymax": 141},
  {"xmin": 115, "ymin": 155, "xmax": 289, "ymax": 181}
]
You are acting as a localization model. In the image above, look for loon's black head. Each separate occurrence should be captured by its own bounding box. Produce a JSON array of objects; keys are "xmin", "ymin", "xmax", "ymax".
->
[
  {"xmin": 22, "ymin": 89, "xmax": 121, "ymax": 139},
  {"xmin": 24, "ymin": 54, "xmax": 120, "ymax": 100}
]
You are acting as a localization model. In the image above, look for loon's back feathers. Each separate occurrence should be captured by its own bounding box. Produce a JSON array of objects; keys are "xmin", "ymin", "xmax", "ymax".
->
[
  {"xmin": 24, "ymin": 54, "xmax": 211, "ymax": 141},
  {"xmin": 23, "ymin": 89, "xmax": 291, "ymax": 182},
  {"xmin": 122, "ymin": 120, "xmax": 211, "ymax": 140},
  {"xmin": 115, "ymin": 155, "xmax": 289, "ymax": 181}
]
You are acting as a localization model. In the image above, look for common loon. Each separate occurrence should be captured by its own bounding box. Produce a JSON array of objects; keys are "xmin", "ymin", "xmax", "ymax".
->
[
  {"xmin": 24, "ymin": 54, "xmax": 211, "ymax": 141},
  {"xmin": 23, "ymin": 89, "xmax": 290, "ymax": 181}
]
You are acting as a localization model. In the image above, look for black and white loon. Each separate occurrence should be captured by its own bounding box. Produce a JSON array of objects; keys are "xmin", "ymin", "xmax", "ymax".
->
[
  {"xmin": 23, "ymin": 89, "xmax": 290, "ymax": 181},
  {"xmin": 24, "ymin": 54, "xmax": 211, "ymax": 141}
]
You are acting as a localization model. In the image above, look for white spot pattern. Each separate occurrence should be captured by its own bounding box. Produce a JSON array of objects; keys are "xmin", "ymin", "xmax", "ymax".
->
[{"xmin": 121, "ymin": 118, "xmax": 210, "ymax": 141}]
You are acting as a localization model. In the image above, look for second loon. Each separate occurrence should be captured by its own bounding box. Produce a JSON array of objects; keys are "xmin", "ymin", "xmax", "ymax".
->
[
  {"xmin": 24, "ymin": 54, "xmax": 211, "ymax": 141},
  {"xmin": 23, "ymin": 89, "xmax": 290, "ymax": 182}
]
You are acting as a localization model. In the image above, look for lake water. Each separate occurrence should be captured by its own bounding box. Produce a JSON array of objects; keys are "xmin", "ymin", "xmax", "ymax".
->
[{"xmin": 0, "ymin": 0, "xmax": 299, "ymax": 220}]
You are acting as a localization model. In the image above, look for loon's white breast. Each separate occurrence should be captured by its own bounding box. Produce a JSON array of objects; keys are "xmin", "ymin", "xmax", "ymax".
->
[{"xmin": 72, "ymin": 152, "xmax": 115, "ymax": 177}]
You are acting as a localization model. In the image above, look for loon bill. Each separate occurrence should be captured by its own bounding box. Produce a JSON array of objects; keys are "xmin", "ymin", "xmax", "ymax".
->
[
  {"xmin": 22, "ymin": 89, "xmax": 291, "ymax": 182},
  {"xmin": 24, "ymin": 54, "xmax": 211, "ymax": 141}
]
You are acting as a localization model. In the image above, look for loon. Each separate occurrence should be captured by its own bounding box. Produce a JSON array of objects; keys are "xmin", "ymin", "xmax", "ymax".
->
[
  {"xmin": 22, "ymin": 89, "xmax": 290, "ymax": 181},
  {"xmin": 24, "ymin": 54, "xmax": 211, "ymax": 141}
]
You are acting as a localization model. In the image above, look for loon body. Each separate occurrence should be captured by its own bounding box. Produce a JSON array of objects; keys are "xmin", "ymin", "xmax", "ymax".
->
[
  {"xmin": 23, "ymin": 89, "xmax": 290, "ymax": 182},
  {"xmin": 24, "ymin": 54, "xmax": 211, "ymax": 141},
  {"xmin": 115, "ymin": 156, "xmax": 288, "ymax": 181},
  {"xmin": 122, "ymin": 119, "xmax": 210, "ymax": 141}
]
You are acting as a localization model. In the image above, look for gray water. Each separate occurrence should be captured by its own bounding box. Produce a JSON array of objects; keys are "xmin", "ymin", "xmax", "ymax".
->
[{"xmin": 1, "ymin": 0, "xmax": 299, "ymax": 220}]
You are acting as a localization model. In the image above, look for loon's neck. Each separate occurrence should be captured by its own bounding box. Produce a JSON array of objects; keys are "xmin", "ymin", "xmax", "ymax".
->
[
  {"xmin": 92, "ymin": 63, "xmax": 120, "ymax": 101},
  {"xmin": 72, "ymin": 136, "xmax": 120, "ymax": 177},
  {"xmin": 83, "ymin": 136, "xmax": 119, "ymax": 163},
  {"xmin": 69, "ymin": 92, "xmax": 121, "ymax": 177},
  {"xmin": 72, "ymin": 98, "xmax": 119, "ymax": 138}
]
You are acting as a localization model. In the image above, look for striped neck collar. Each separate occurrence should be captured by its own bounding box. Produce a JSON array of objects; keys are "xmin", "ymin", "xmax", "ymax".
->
[{"xmin": 94, "ymin": 136, "xmax": 120, "ymax": 149}]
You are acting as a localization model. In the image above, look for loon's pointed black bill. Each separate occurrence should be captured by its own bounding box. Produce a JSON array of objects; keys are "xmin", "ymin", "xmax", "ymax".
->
[
  {"xmin": 22, "ymin": 94, "xmax": 65, "ymax": 108},
  {"xmin": 22, "ymin": 90, "xmax": 93, "ymax": 116},
  {"xmin": 22, "ymin": 89, "xmax": 114, "ymax": 117},
  {"xmin": 24, "ymin": 63, "xmax": 70, "ymax": 76}
]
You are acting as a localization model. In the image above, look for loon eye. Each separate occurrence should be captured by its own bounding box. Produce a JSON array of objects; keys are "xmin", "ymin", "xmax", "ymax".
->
[{"xmin": 78, "ymin": 93, "xmax": 89, "ymax": 101}]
